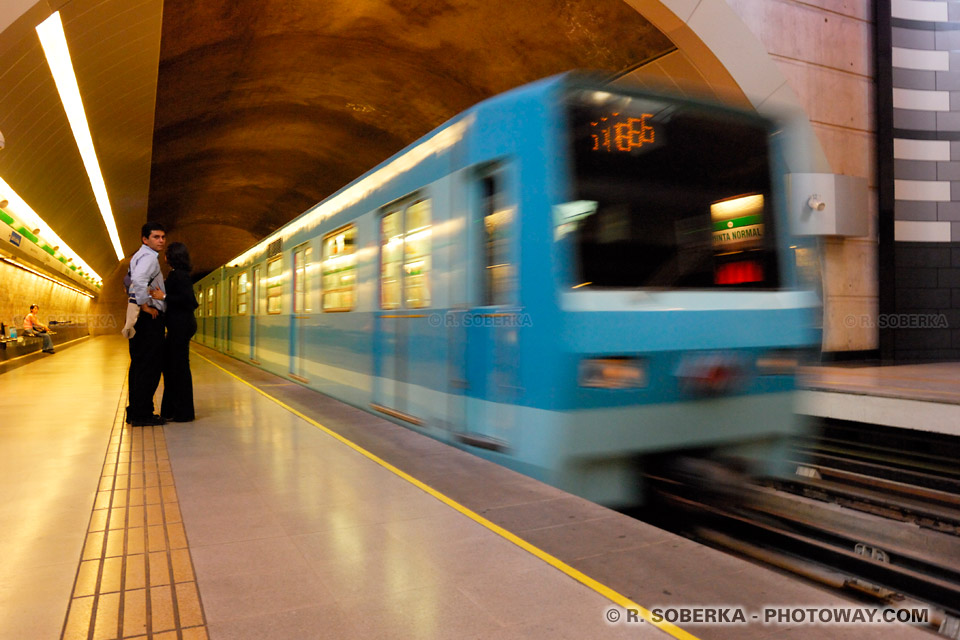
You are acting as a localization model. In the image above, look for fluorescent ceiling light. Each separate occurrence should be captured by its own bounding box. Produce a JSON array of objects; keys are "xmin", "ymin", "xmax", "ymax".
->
[
  {"xmin": 36, "ymin": 11, "xmax": 124, "ymax": 261},
  {"xmin": 0, "ymin": 176, "xmax": 102, "ymax": 283}
]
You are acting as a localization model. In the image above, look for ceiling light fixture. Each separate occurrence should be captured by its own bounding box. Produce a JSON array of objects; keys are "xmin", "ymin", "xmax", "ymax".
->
[
  {"xmin": 36, "ymin": 11, "xmax": 124, "ymax": 261},
  {"xmin": 0, "ymin": 176, "xmax": 102, "ymax": 285}
]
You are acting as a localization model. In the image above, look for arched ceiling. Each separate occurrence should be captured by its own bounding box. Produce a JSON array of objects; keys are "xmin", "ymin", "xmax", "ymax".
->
[{"xmin": 150, "ymin": 0, "xmax": 674, "ymax": 274}]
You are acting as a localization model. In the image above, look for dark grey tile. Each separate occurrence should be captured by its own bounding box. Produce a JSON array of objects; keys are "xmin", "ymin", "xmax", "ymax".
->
[
  {"xmin": 894, "ymin": 68, "xmax": 935, "ymax": 91},
  {"xmin": 894, "ymin": 109, "xmax": 937, "ymax": 130},
  {"xmin": 895, "ymin": 158, "xmax": 937, "ymax": 180},
  {"xmin": 894, "ymin": 27, "xmax": 934, "ymax": 49},
  {"xmin": 896, "ymin": 200, "xmax": 937, "ymax": 221}
]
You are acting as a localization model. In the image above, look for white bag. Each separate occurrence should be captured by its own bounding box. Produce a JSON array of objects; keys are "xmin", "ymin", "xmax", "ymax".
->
[{"xmin": 121, "ymin": 302, "xmax": 139, "ymax": 339}]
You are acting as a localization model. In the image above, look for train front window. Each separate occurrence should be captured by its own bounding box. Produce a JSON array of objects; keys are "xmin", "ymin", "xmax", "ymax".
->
[{"xmin": 562, "ymin": 90, "xmax": 780, "ymax": 289}]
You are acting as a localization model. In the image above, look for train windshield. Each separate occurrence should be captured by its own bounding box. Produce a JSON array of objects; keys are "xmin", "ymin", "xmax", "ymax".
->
[{"xmin": 560, "ymin": 89, "xmax": 780, "ymax": 289}]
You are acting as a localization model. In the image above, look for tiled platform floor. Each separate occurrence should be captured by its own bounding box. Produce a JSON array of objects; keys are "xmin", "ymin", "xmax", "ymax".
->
[{"xmin": 0, "ymin": 336, "xmax": 940, "ymax": 639}]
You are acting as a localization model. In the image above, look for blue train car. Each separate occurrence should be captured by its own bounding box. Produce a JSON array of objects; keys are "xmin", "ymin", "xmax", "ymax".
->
[{"xmin": 194, "ymin": 73, "xmax": 818, "ymax": 506}]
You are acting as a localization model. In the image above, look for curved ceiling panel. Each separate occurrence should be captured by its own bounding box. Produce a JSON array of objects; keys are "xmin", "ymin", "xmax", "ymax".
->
[{"xmin": 150, "ymin": 0, "xmax": 674, "ymax": 274}]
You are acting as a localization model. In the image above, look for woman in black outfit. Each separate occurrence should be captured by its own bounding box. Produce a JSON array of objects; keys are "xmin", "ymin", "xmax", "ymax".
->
[{"xmin": 159, "ymin": 242, "xmax": 198, "ymax": 422}]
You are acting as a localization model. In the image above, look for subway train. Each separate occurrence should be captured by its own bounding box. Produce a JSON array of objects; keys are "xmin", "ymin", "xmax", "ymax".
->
[{"xmin": 193, "ymin": 73, "xmax": 819, "ymax": 506}]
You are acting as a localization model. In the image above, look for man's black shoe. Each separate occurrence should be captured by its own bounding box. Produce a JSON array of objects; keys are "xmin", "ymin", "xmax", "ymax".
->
[{"xmin": 129, "ymin": 414, "xmax": 166, "ymax": 427}]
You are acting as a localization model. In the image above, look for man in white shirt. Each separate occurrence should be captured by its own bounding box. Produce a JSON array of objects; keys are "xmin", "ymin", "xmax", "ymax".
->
[{"xmin": 126, "ymin": 222, "xmax": 167, "ymax": 426}]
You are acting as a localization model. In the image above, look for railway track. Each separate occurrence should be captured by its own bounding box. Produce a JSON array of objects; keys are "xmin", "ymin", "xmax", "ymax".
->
[{"xmin": 640, "ymin": 419, "xmax": 960, "ymax": 637}]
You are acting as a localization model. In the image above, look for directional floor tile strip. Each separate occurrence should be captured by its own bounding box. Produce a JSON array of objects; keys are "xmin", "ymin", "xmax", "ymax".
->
[{"xmin": 61, "ymin": 384, "xmax": 208, "ymax": 640}]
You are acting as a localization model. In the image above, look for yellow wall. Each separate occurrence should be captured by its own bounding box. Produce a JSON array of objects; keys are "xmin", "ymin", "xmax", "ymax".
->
[{"xmin": 0, "ymin": 260, "xmax": 95, "ymax": 333}]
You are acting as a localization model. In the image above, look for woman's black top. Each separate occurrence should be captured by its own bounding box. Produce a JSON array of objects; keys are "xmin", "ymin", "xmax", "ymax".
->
[{"xmin": 165, "ymin": 269, "xmax": 198, "ymax": 338}]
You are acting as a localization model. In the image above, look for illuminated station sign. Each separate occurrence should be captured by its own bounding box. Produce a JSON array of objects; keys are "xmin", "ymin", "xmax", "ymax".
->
[{"xmin": 589, "ymin": 113, "xmax": 655, "ymax": 153}]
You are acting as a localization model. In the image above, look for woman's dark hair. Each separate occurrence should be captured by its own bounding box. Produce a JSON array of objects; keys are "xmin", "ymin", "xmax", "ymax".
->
[{"xmin": 166, "ymin": 242, "xmax": 192, "ymax": 272}]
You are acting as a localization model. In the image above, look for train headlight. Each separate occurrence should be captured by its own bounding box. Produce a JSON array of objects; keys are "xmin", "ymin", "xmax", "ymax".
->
[
  {"xmin": 578, "ymin": 358, "xmax": 647, "ymax": 389},
  {"xmin": 675, "ymin": 353, "xmax": 749, "ymax": 396},
  {"xmin": 756, "ymin": 350, "xmax": 802, "ymax": 375}
]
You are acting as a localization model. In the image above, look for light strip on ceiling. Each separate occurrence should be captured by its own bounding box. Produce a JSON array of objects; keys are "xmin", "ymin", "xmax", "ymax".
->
[
  {"xmin": 0, "ymin": 257, "xmax": 95, "ymax": 299},
  {"xmin": 36, "ymin": 11, "xmax": 124, "ymax": 261},
  {"xmin": 229, "ymin": 115, "xmax": 474, "ymax": 267},
  {"xmin": 0, "ymin": 176, "xmax": 102, "ymax": 284}
]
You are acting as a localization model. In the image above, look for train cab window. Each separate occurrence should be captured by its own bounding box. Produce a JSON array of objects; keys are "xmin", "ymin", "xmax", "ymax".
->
[
  {"xmin": 206, "ymin": 286, "xmax": 215, "ymax": 316},
  {"xmin": 237, "ymin": 272, "xmax": 249, "ymax": 315},
  {"xmin": 266, "ymin": 257, "xmax": 283, "ymax": 314},
  {"xmin": 380, "ymin": 199, "xmax": 432, "ymax": 309},
  {"xmin": 562, "ymin": 90, "xmax": 780, "ymax": 289},
  {"xmin": 322, "ymin": 226, "xmax": 356, "ymax": 311},
  {"xmin": 293, "ymin": 244, "xmax": 313, "ymax": 313}
]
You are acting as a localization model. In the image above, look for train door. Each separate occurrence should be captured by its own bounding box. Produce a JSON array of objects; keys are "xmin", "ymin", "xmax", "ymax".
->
[
  {"xmin": 250, "ymin": 266, "xmax": 260, "ymax": 361},
  {"xmin": 458, "ymin": 165, "xmax": 520, "ymax": 451},
  {"xmin": 373, "ymin": 197, "xmax": 433, "ymax": 425},
  {"xmin": 290, "ymin": 243, "xmax": 312, "ymax": 381},
  {"xmin": 196, "ymin": 288, "xmax": 204, "ymax": 344},
  {"xmin": 206, "ymin": 285, "xmax": 215, "ymax": 346}
]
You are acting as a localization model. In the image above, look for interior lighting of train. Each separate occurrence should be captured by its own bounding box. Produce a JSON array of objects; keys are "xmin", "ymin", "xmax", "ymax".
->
[
  {"xmin": 36, "ymin": 11, "xmax": 124, "ymax": 261},
  {"xmin": 710, "ymin": 193, "xmax": 764, "ymax": 221},
  {"xmin": 229, "ymin": 116, "xmax": 473, "ymax": 268},
  {"xmin": 0, "ymin": 176, "xmax": 102, "ymax": 287}
]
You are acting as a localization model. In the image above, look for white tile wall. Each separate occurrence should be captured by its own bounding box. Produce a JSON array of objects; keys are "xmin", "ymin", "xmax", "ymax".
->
[
  {"xmin": 893, "ymin": 87, "xmax": 950, "ymax": 111},
  {"xmin": 894, "ymin": 179, "xmax": 951, "ymax": 200},
  {"xmin": 892, "ymin": 0, "xmax": 948, "ymax": 22},
  {"xmin": 894, "ymin": 220, "xmax": 952, "ymax": 241},
  {"xmin": 892, "ymin": 47, "xmax": 949, "ymax": 71},
  {"xmin": 894, "ymin": 138, "xmax": 951, "ymax": 161}
]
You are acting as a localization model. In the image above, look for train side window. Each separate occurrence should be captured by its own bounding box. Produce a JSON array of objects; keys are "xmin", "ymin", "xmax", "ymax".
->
[
  {"xmin": 381, "ymin": 210, "xmax": 403, "ymax": 309},
  {"xmin": 229, "ymin": 276, "xmax": 237, "ymax": 316},
  {"xmin": 266, "ymin": 257, "xmax": 283, "ymax": 314},
  {"xmin": 252, "ymin": 266, "xmax": 261, "ymax": 316},
  {"xmin": 206, "ymin": 286, "xmax": 215, "ymax": 316},
  {"xmin": 237, "ymin": 272, "xmax": 249, "ymax": 315},
  {"xmin": 404, "ymin": 199, "xmax": 431, "ymax": 308},
  {"xmin": 293, "ymin": 244, "xmax": 312, "ymax": 313},
  {"xmin": 197, "ymin": 288, "xmax": 203, "ymax": 317},
  {"xmin": 322, "ymin": 225, "xmax": 357, "ymax": 311},
  {"xmin": 479, "ymin": 174, "xmax": 514, "ymax": 306}
]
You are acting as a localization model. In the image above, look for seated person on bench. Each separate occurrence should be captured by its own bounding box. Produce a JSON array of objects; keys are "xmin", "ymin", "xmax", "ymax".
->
[{"xmin": 23, "ymin": 304, "xmax": 55, "ymax": 353}]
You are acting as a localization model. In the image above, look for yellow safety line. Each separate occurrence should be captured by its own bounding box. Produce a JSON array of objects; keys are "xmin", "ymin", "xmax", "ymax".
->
[{"xmin": 193, "ymin": 350, "xmax": 699, "ymax": 640}]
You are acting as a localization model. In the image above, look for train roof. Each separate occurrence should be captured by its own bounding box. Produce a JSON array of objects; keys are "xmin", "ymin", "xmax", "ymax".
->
[{"xmin": 222, "ymin": 71, "xmax": 769, "ymax": 270}]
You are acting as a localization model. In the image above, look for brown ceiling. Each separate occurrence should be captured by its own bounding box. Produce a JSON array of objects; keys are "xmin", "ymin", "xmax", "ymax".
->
[
  {"xmin": 0, "ymin": 0, "xmax": 163, "ymax": 281},
  {"xmin": 149, "ymin": 0, "xmax": 674, "ymax": 275},
  {"xmin": 0, "ymin": 0, "xmax": 676, "ymax": 285}
]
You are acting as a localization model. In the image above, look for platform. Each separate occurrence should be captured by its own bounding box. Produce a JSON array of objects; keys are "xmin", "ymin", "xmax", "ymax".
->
[
  {"xmin": 0, "ymin": 336, "xmax": 935, "ymax": 639},
  {"xmin": 799, "ymin": 362, "xmax": 960, "ymax": 435}
]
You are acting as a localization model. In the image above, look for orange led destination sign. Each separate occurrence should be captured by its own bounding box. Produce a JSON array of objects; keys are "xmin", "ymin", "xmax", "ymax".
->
[{"xmin": 590, "ymin": 112, "xmax": 655, "ymax": 152}]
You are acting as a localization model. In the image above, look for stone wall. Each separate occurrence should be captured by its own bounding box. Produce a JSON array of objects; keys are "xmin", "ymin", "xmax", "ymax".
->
[{"xmin": 726, "ymin": 0, "xmax": 877, "ymax": 353}]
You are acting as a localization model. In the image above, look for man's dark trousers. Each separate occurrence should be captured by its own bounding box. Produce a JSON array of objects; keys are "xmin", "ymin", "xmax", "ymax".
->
[{"xmin": 127, "ymin": 309, "xmax": 165, "ymax": 420}]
